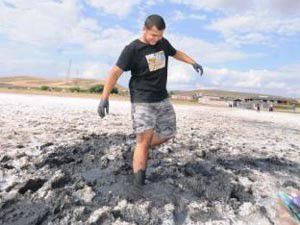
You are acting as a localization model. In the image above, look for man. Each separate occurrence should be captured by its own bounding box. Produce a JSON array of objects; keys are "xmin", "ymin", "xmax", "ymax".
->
[{"xmin": 98, "ymin": 14, "xmax": 203, "ymax": 187}]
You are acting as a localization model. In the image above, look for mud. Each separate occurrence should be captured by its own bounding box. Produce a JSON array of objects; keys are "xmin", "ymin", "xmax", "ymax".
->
[{"xmin": 0, "ymin": 93, "xmax": 299, "ymax": 225}]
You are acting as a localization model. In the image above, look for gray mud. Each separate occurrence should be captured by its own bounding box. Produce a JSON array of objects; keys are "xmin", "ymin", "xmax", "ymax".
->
[{"xmin": 0, "ymin": 93, "xmax": 299, "ymax": 225}]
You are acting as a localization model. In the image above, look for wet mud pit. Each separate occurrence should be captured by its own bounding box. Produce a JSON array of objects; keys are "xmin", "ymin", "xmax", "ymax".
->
[{"xmin": 0, "ymin": 93, "xmax": 300, "ymax": 225}]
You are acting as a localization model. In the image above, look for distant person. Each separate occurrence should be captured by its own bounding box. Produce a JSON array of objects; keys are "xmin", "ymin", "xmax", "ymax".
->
[
  {"xmin": 97, "ymin": 15, "xmax": 204, "ymax": 189},
  {"xmin": 269, "ymin": 103, "xmax": 274, "ymax": 112},
  {"xmin": 292, "ymin": 104, "xmax": 296, "ymax": 113},
  {"xmin": 256, "ymin": 103, "xmax": 260, "ymax": 112}
]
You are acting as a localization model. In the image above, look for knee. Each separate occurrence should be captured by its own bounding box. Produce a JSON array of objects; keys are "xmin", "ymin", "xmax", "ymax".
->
[
  {"xmin": 164, "ymin": 137, "xmax": 173, "ymax": 146},
  {"xmin": 136, "ymin": 141, "xmax": 151, "ymax": 150},
  {"xmin": 136, "ymin": 130, "xmax": 153, "ymax": 149},
  {"xmin": 165, "ymin": 134, "xmax": 175, "ymax": 142},
  {"xmin": 168, "ymin": 134, "xmax": 176, "ymax": 140},
  {"xmin": 136, "ymin": 134, "xmax": 153, "ymax": 149},
  {"xmin": 150, "ymin": 136, "xmax": 174, "ymax": 149},
  {"xmin": 163, "ymin": 135, "xmax": 176, "ymax": 146}
]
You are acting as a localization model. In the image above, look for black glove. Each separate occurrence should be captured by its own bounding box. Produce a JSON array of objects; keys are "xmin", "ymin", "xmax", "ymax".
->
[
  {"xmin": 192, "ymin": 63, "xmax": 203, "ymax": 76},
  {"xmin": 98, "ymin": 98, "xmax": 109, "ymax": 118}
]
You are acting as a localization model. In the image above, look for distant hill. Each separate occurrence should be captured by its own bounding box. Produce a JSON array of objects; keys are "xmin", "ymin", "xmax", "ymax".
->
[
  {"xmin": 1, "ymin": 76, "xmax": 297, "ymax": 101},
  {"xmin": 171, "ymin": 89, "xmax": 295, "ymax": 101},
  {"xmin": 0, "ymin": 75, "xmax": 127, "ymax": 91}
]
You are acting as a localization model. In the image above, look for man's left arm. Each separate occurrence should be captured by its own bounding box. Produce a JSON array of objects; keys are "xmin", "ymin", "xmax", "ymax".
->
[{"xmin": 172, "ymin": 50, "xmax": 204, "ymax": 76}]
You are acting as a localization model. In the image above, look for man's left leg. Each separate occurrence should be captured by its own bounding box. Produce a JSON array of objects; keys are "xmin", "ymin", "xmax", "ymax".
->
[
  {"xmin": 150, "ymin": 98, "xmax": 177, "ymax": 149},
  {"xmin": 150, "ymin": 132, "xmax": 175, "ymax": 149}
]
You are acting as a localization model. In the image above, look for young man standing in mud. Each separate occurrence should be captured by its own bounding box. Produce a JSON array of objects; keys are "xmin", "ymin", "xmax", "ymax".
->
[{"xmin": 98, "ymin": 14, "xmax": 203, "ymax": 187}]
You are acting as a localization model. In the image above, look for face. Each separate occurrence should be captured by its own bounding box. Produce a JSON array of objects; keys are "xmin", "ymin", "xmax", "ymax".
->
[{"xmin": 143, "ymin": 26, "xmax": 164, "ymax": 45}]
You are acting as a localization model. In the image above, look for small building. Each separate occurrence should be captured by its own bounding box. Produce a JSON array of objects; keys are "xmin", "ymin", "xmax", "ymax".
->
[
  {"xmin": 192, "ymin": 92, "xmax": 203, "ymax": 99},
  {"xmin": 197, "ymin": 95, "xmax": 227, "ymax": 106},
  {"xmin": 229, "ymin": 95, "xmax": 297, "ymax": 111},
  {"xmin": 171, "ymin": 95, "xmax": 193, "ymax": 101},
  {"xmin": 232, "ymin": 99, "xmax": 242, "ymax": 107},
  {"xmin": 171, "ymin": 91, "xmax": 297, "ymax": 110}
]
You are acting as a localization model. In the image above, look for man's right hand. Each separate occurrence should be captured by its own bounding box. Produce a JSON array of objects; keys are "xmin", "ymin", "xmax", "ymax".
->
[{"xmin": 98, "ymin": 98, "xmax": 109, "ymax": 118}]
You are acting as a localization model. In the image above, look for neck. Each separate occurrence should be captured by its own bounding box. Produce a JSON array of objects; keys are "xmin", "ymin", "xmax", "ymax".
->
[{"xmin": 139, "ymin": 36, "xmax": 149, "ymax": 44}]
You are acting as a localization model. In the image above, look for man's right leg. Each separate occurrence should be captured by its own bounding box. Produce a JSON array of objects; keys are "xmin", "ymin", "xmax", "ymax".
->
[
  {"xmin": 130, "ymin": 101, "xmax": 158, "ymax": 185},
  {"xmin": 132, "ymin": 128, "xmax": 154, "ymax": 185}
]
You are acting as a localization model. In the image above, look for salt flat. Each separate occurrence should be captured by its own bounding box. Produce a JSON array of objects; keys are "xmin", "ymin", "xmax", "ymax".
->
[{"xmin": 0, "ymin": 93, "xmax": 299, "ymax": 225}]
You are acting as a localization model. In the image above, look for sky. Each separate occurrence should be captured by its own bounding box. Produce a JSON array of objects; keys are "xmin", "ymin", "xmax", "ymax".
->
[{"xmin": 0, "ymin": 0, "xmax": 300, "ymax": 98}]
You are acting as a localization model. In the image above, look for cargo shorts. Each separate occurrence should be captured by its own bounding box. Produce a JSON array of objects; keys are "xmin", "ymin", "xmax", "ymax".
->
[{"xmin": 130, "ymin": 97, "xmax": 177, "ymax": 139}]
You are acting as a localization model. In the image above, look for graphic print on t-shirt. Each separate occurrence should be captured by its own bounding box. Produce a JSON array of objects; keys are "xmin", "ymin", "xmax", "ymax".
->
[{"xmin": 145, "ymin": 50, "xmax": 166, "ymax": 72}]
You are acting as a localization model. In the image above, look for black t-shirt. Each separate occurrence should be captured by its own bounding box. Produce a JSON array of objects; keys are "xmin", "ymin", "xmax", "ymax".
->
[{"xmin": 115, "ymin": 37, "xmax": 177, "ymax": 103}]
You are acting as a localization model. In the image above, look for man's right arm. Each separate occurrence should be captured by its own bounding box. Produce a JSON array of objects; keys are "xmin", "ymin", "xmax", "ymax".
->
[
  {"xmin": 98, "ymin": 44, "xmax": 131, "ymax": 118},
  {"xmin": 101, "ymin": 65, "xmax": 124, "ymax": 100}
]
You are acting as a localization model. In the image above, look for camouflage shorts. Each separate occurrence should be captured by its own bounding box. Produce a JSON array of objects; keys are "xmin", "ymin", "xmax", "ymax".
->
[{"xmin": 131, "ymin": 97, "xmax": 177, "ymax": 139}]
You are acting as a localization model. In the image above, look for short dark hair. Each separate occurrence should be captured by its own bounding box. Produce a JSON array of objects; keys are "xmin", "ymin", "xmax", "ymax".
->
[{"xmin": 144, "ymin": 14, "xmax": 166, "ymax": 30}]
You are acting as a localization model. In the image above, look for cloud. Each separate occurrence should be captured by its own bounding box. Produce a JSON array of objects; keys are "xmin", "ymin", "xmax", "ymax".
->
[
  {"xmin": 0, "ymin": 40, "xmax": 67, "ymax": 77},
  {"xmin": 80, "ymin": 62, "xmax": 111, "ymax": 78},
  {"xmin": 172, "ymin": 10, "xmax": 207, "ymax": 21},
  {"xmin": 207, "ymin": 12, "xmax": 300, "ymax": 46},
  {"xmin": 85, "ymin": 0, "xmax": 141, "ymax": 17},
  {"xmin": 171, "ymin": 0, "xmax": 300, "ymax": 46},
  {"xmin": 166, "ymin": 34, "xmax": 256, "ymax": 64},
  {"xmin": 202, "ymin": 65, "xmax": 300, "ymax": 97},
  {"xmin": 169, "ymin": 0, "xmax": 252, "ymax": 14},
  {"xmin": 0, "ymin": 0, "xmax": 255, "ymax": 76},
  {"xmin": 209, "ymin": 13, "xmax": 300, "ymax": 35},
  {"xmin": 0, "ymin": 0, "xmax": 139, "ymax": 58},
  {"xmin": 0, "ymin": 0, "xmax": 82, "ymax": 46},
  {"xmin": 264, "ymin": 82, "xmax": 286, "ymax": 89},
  {"xmin": 168, "ymin": 61, "xmax": 197, "ymax": 84},
  {"xmin": 170, "ymin": 0, "xmax": 300, "ymax": 16},
  {"xmin": 83, "ymin": 26, "xmax": 138, "ymax": 57},
  {"xmin": 0, "ymin": 0, "xmax": 299, "ymax": 98},
  {"xmin": 165, "ymin": 63, "xmax": 300, "ymax": 98}
]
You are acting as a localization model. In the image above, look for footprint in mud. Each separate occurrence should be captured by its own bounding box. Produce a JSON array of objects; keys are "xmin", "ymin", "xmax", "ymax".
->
[{"xmin": 16, "ymin": 178, "xmax": 47, "ymax": 194}]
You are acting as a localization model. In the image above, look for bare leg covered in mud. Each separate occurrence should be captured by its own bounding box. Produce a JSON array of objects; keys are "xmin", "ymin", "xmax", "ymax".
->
[{"xmin": 132, "ymin": 128, "xmax": 174, "ymax": 186}]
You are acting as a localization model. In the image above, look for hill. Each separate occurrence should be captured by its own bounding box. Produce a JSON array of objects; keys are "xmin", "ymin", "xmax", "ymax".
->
[
  {"xmin": 171, "ymin": 89, "xmax": 295, "ymax": 101},
  {"xmin": 0, "ymin": 75, "xmax": 127, "ymax": 91}
]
